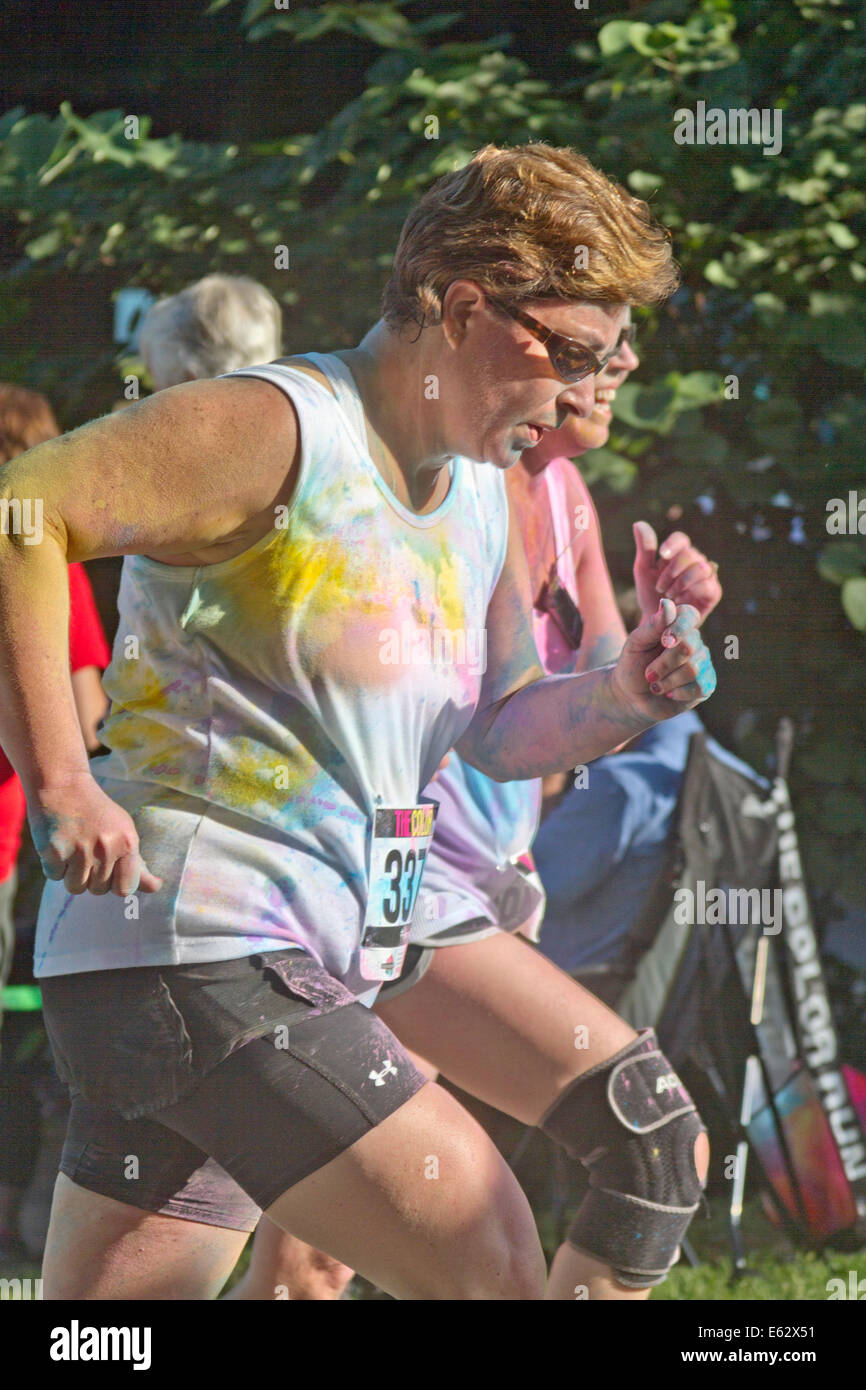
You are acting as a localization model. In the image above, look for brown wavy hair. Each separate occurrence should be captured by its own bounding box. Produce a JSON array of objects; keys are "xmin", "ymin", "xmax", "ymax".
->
[
  {"xmin": 382, "ymin": 142, "xmax": 678, "ymax": 335},
  {"xmin": 0, "ymin": 383, "xmax": 60, "ymax": 465}
]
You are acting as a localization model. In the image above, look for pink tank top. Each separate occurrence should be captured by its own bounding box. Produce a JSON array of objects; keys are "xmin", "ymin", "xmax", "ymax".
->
[{"xmin": 530, "ymin": 458, "xmax": 581, "ymax": 675}]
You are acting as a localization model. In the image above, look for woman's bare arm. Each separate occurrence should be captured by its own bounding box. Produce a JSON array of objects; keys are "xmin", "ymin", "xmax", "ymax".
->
[
  {"xmin": 71, "ymin": 666, "xmax": 110, "ymax": 752},
  {"xmin": 0, "ymin": 377, "xmax": 299, "ymax": 893},
  {"xmin": 0, "ymin": 376, "xmax": 298, "ymax": 791},
  {"xmin": 456, "ymin": 491, "xmax": 716, "ymax": 782}
]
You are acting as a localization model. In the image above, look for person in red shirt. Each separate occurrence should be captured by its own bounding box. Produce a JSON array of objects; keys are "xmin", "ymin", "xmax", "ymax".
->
[{"xmin": 0, "ymin": 384, "xmax": 111, "ymax": 1261}]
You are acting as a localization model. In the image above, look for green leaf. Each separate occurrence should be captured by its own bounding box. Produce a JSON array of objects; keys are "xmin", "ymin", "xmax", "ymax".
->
[
  {"xmin": 611, "ymin": 380, "xmax": 676, "ymax": 431},
  {"xmin": 704, "ymin": 259, "xmax": 738, "ymax": 289},
  {"xmin": 671, "ymin": 371, "xmax": 725, "ymax": 409},
  {"xmin": 356, "ymin": 15, "xmax": 415, "ymax": 49},
  {"xmin": 598, "ymin": 21, "xmax": 652, "ymax": 56},
  {"xmin": 627, "ymin": 169, "xmax": 663, "ymax": 193},
  {"xmin": 813, "ymin": 149, "xmax": 850, "ymax": 178},
  {"xmin": 809, "ymin": 292, "xmax": 856, "ymax": 317},
  {"xmin": 825, "ymin": 221, "xmax": 858, "ymax": 249},
  {"xmin": 24, "ymin": 228, "xmax": 64, "ymax": 259},
  {"xmin": 841, "ymin": 577, "xmax": 866, "ymax": 631},
  {"xmin": 810, "ymin": 315, "xmax": 866, "ymax": 368},
  {"xmin": 4, "ymin": 114, "xmax": 64, "ymax": 176},
  {"xmin": 242, "ymin": 0, "xmax": 274, "ymax": 22},
  {"xmin": 0, "ymin": 107, "xmax": 26, "ymax": 140},
  {"xmin": 779, "ymin": 176, "xmax": 830, "ymax": 204},
  {"xmin": 577, "ymin": 446, "xmax": 637, "ymax": 492},
  {"xmin": 818, "ymin": 541, "xmax": 866, "ymax": 585},
  {"xmin": 731, "ymin": 164, "xmax": 768, "ymax": 192},
  {"xmin": 413, "ymin": 13, "xmax": 462, "ymax": 38},
  {"xmin": 752, "ymin": 293, "xmax": 786, "ymax": 318}
]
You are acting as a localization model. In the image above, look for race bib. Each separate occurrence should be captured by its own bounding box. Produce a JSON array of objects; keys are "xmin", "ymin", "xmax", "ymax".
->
[{"xmin": 360, "ymin": 803, "xmax": 438, "ymax": 982}]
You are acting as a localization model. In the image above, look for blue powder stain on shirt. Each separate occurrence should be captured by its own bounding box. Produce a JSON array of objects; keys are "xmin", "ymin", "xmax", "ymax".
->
[{"xmin": 34, "ymin": 892, "xmax": 76, "ymax": 970}]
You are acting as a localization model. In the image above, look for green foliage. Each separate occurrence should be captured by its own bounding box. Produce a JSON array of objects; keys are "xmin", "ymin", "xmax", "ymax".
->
[
  {"xmin": 657, "ymin": 1249, "xmax": 866, "ymax": 1301},
  {"xmin": 1, "ymin": 0, "xmax": 865, "ymax": 905}
]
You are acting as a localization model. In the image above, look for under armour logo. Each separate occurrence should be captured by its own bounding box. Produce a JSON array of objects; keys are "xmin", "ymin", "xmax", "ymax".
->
[
  {"xmin": 656, "ymin": 1073, "xmax": 680, "ymax": 1094},
  {"xmin": 369, "ymin": 1060, "xmax": 398, "ymax": 1087}
]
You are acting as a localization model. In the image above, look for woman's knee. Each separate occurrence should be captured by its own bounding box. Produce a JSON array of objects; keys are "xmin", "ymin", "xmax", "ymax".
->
[
  {"xmin": 540, "ymin": 1029, "xmax": 708, "ymax": 1289},
  {"xmin": 393, "ymin": 1090, "xmax": 546, "ymax": 1300}
]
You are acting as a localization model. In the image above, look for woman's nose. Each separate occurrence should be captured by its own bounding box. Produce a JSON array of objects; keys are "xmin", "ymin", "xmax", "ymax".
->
[
  {"xmin": 609, "ymin": 339, "xmax": 639, "ymax": 376},
  {"xmin": 620, "ymin": 339, "xmax": 640, "ymax": 372},
  {"xmin": 559, "ymin": 375, "xmax": 597, "ymax": 418}
]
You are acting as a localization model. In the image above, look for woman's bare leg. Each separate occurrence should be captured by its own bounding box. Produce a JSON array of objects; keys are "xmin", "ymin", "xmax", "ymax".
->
[
  {"xmin": 42, "ymin": 1173, "xmax": 249, "ymax": 1300},
  {"xmin": 43, "ymin": 1079, "xmax": 545, "ymax": 1301},
  {"xmin": 374, "ymin": 931, "xmax": 709, "ymax": 1301},
  {"xmin": 223, "ymin": 1223, "xmax": 354, "ymax": 1300}
]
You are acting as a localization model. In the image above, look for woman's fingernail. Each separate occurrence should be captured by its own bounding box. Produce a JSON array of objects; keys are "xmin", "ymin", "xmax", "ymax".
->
[
  {"xmin": 662, "ymin": 633, "xmax": 676, "ymax": 648},
  {"xmin": 651, "ymin": 682, "xmax": 662, "ymax": 694},
  {"xmin": 646, "ymin": 670, "xmax": 657, "ymax": 682}
]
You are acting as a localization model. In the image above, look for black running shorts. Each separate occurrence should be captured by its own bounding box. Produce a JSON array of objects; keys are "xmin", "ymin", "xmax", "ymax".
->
[{"xmin": 41, "ymin": 950, "xmax": 428, "ymax": 1226}]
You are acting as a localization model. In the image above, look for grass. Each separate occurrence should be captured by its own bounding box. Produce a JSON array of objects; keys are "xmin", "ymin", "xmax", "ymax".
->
[{"xmin": 654, "ymin": 1197, "xmax": 866, "ymax": 1301}]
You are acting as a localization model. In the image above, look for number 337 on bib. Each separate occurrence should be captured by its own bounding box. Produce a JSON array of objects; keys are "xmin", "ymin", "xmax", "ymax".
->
[{"xmin": 360, "ymin": 803, "xmax": 438, "ymax": 982}]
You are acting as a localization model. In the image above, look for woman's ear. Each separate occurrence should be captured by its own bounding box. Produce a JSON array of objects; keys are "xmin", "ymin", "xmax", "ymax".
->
[{"xmin": 440, "ymin": 279, "xmax": 486, "ymax": 348}]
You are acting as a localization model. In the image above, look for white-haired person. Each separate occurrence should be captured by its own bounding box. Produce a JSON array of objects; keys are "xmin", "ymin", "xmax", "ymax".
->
[
  {"xmin": 138, "ymin": 273, "xmax": 283, "ymax": 389},
  {"xmin": 0, "ymin": 144, "xmax": 716, "ymax": 1301}
]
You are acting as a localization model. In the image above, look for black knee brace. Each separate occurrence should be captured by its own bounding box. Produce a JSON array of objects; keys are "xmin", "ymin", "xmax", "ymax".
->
[{"xmin": 540, "ymin": 1029, "xmax": 707, "ymax": 1288}]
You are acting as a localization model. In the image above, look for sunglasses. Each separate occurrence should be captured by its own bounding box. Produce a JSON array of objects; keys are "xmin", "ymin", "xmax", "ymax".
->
[
  {"xmin": 488, "ymin": 297, "xmax": 624, "ymax": 384},
  {"xmin": 535, "ymin": 564, "xmax": 584, "ymax": 651}
]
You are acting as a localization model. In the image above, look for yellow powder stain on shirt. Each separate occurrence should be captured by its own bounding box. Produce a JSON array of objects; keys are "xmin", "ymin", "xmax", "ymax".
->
[
  {"xmin": 108, "ymin": 665, "xmax": 173, "ymax": 714},
  {"xmin": 210, "ymin": 736, "xmax": 318, "ymax": 814},
  {"xmin": 432, "ymin": 548, "xmax": 466, "ymax": 630}
]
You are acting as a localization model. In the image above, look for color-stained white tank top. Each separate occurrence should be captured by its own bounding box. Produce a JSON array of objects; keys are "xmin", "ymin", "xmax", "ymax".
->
[{"xmin": 34, "ymin": 355, "xmax": 508, "ymax": 988}]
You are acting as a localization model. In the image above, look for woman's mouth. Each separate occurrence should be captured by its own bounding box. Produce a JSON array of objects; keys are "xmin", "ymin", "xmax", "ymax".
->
[{"xmin": 591, "ymin": 387, "xmax": 616, "ymax": 421}]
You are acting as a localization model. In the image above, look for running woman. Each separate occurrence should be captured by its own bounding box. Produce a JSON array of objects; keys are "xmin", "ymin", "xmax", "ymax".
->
[
  {"xmin": 0, "ymin": 144, "xmax": 716, "ymax": 1300},
  {"xmin": 230, "ymin": 311, "xmax": 724, "ymax": 1301}
]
